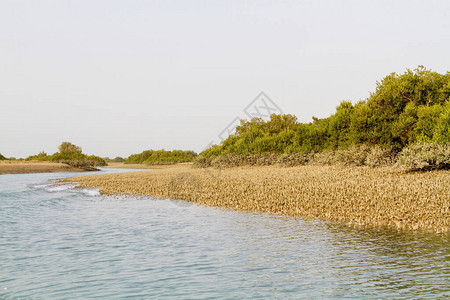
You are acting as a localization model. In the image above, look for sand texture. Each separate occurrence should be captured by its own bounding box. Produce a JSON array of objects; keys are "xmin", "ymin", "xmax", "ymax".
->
[{"xmin": 64, "ymin": 164, "xmax": 450, "ymax": 233}]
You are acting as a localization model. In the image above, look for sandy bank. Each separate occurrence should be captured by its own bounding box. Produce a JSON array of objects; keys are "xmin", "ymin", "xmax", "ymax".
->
[
  {"xmin": 63, "ymin": 165, "xmax": 449, "ymax": 233},
  {"xmin": 0, "ymin": 161, "xmax": 86, "ymax": 174}
]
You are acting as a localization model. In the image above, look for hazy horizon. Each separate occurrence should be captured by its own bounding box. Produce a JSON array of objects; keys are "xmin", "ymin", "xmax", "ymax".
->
[{"xmin": 1, "ymin": 0, "xmax": 449, "ymax": 158}]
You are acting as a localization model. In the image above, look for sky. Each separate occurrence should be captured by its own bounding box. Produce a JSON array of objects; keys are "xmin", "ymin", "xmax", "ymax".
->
[{"xmin": 1, "ymin": 0, "xmax": 449, "ymax": 158}]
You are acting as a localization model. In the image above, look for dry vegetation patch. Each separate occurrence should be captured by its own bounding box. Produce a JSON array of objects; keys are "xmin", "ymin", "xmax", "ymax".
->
[{"xmin": 64, "ymin": 165, "xmax": 450, "ymax": 233}]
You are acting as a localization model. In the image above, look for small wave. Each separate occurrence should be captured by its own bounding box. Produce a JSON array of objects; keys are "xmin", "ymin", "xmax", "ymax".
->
[
  {"xmin": 79, "ymin": 188, "xmax": 101, "ymax": 197},
  {"xmin": 46, "ymin": 184, "xmax": 77, "ymax": 192},
  {"xmin": 31, "ymin": 183, "xmax": 100, "ymax": 197},
  {"xmin": 31, "ymin": 184, "xmax": 53, "ymax": 189}
]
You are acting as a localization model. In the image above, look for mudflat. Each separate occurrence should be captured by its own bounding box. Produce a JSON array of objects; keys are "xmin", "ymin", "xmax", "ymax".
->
[
  {"xmin": 0, "ymin": 161, "xmax": 84, "ymax": 174},
  {"xmin": 64, "ymin": 164, "xmax": 450, "ymax": 233}
]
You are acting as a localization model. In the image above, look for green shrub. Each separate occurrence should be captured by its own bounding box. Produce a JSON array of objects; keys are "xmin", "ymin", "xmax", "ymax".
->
[
  {"xmin": 58, "ymin": 142, "xmax": 82, "ymax": 153},
  {"xmin": 49, "ymin": 150, "xmax": 85, "ymax": 162},
  {"xmin": 0, "ymin": 153, "xmax": 6, "ymax": 160},
  {"xmin": 397, "ymin": 142, "xmax": 450, "ymax": 171},
  {"xmin": 25, "ymin": 143, "xmax": 106, "ymax": 168},
  {"xmin": 432, "ymin": 100, "xmax": 450, "ymax": 143},
  {"xmin": 86, "ymin": 155, "xmax": 108, "ymax": 166},
  {"xmin": 26, "ymin": 151, "xmax": 48, "ymax": 161},
  {"xmin": 59, "ymin": 160, "xmax": 97, "ymax": 170},
  {"xmin": 413, "ymin": 104, "xmax": 444, "ymax": 142},
  {"xmin": 125, "ymin": 150, "xmax": 154, "ymax": 164}
]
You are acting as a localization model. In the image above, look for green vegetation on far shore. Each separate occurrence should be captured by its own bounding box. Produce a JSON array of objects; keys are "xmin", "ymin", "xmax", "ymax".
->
[
  {"xmin": 198, "ymin": 67, "xmax": 450, "ymax": 171},
  {"xmin": 104, "ymin": 157, "xmax": 125, "ymax": 163},
  {"xmin": 26, "ymin": 142, "xmax": 107, "ymax": 170},
  {"xmin": 125, "ymin": 149, "xmax": 198, "ymax": 165}
]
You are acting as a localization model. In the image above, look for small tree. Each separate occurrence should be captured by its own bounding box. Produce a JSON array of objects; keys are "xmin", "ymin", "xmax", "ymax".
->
[
  {"xmin": 58, "ymin": 142, "xmax": 82, "ymax": 153},
  {"xmin": 0, "ymin": 153, "xmax": 6, "ymax": 160}
]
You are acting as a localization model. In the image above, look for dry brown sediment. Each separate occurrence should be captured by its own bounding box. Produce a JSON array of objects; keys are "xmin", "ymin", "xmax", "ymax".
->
[
  {"xmin": 63, "ymin": 164, "xmax": 450, "ymax": 233},
  {"xmin": 0, "ymin": 161, "xmax": 85, "ymax": 174}
]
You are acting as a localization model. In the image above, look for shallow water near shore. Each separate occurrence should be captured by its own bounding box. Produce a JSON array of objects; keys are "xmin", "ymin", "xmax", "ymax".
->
[{"xmin": 0, "ymin": 169, "xmax": 448, "ymax": 299}]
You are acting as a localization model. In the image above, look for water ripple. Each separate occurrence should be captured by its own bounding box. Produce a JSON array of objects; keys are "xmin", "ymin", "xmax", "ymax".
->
[{"xmin": 0, "ymin": 170, "xmax": 449, "ymax": 299}]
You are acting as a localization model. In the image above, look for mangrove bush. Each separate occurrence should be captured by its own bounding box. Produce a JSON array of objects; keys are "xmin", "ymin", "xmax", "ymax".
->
[
  {"xmin": 26, "ymin": 142, "xmax": 107, "ymax": 168},
  {"xmin": 198, "ymin": 67, "xmax": 449, "ymax": 169}
]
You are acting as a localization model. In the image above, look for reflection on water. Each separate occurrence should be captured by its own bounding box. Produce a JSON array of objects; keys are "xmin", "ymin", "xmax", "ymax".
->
[{"xmin": 0, "ymin": 170, "xmax": 448, "ymax": 299}]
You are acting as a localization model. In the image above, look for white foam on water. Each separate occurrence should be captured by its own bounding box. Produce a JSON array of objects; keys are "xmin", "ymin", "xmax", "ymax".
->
[
  {"xmin": 79, "ymin": 188, "xmax": 101, "ymax": 197},
  {"xmin": 46, "ymin": 184, "xmax": 77, "ymax": 192},
  {"xmin": 31, "ymin": 182, "xmax": 100, "ymax": 197},
  {"xmin": 31, "ymin": 184, "xmax": 51, "ymax": 189}
]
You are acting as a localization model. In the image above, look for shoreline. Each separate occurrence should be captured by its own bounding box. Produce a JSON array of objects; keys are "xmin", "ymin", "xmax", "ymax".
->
[
  {"xmin": 103, "ymin": 162, "xmax": 183, "ymax": 169},
  {"xmin": 0, "ymin": 161, "xmax": 178, "ymax": 175},
  {"xmin": 63, "ymin": 164, "xmax": 449, "ymax": 233},
  {"xmin": 0, "ymin": 161, "xmax": 90, "ymax": 175}
]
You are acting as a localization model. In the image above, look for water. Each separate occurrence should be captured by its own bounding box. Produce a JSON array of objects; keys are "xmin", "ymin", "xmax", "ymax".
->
[{"xmin": 0, "ymin": 169, "xmax": 448, "ymax": 299}]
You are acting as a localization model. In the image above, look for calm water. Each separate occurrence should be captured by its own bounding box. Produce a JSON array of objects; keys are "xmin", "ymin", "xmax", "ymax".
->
[{"xmin": 0, "ymin": 169, "xmax": 448, "ymax": 299}]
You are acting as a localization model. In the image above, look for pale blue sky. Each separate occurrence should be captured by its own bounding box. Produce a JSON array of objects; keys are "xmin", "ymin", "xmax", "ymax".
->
[{"xmin": 1, "ymin": 0, "xmax": 449, "ymax": 158}]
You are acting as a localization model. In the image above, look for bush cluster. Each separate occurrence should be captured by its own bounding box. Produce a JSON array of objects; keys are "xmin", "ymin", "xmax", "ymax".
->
[
  {"xmin": 26, "ymin": 142, "xmax": 107, "ymax": 169},
  {"xmin": 125, "ymin": 149, "xmax": 197, "ymax": 165},
  {"xmin": 209, "ymin": 153, "xmax": 278, "ymax": 168},
  {"xmin": 194, "ymin": 145, "xmax": 397, "ymax": 169},
  {"xmin": 397, "ymin": 142, "xmax": 450, "ymax": 171},
  {"xmin": 198, "ymin": 67, "xmax": 449, "ymax": 171},
  {"xmin": 0, "ymin": 153, "xmax": 6, "ymax": 160},
  {"xmin": 313, "ymin": 145, "xmax": 397, "ymax": 167},
  {"xmin": 202, "ymin": 67, "xmax": 449, "ymax": 158}
]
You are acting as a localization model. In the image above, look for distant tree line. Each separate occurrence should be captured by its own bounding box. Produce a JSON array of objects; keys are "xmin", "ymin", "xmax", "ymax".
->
[
  {"xmin": 103, "ymin": 157, "xmax": 125, "ymax": 163},
  {"xmin": 125, "ymin": 149, "xmax": 198, "ymax": 164}
]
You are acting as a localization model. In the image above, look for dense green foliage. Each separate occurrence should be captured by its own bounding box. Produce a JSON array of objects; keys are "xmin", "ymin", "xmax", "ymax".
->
[
  {"xmin": 26, "ymin": 142, "xmax": 107, "ymax": 168},
  {"xmin": 104, "ymin": 157, "xmax": 125, "ymax": 163},
  {"xmin": 201, "ymin": 67, "xmax": 450, "ymax": 158},
  {"xmin": 0, "ymin": 153, "xmax": 6, "ymax": 160},
  {"xmin": 125, "ymin": 149, "xmax": 198, "ymax": 164},
  {"xmin": 58, "ymin": 142, "xmax": 82, "ymax": 153}
]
